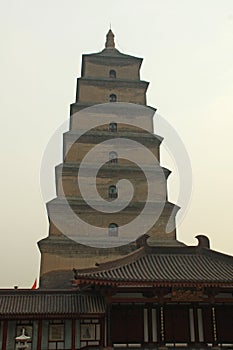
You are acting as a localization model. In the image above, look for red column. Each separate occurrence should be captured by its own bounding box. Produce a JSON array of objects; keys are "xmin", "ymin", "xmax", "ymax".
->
[
  {"xmin": 2, "ymin": 320, "xmax": 7, "ymax": 350},
  {"xmin": 147, "ymin": 305, "xmax": 152, "ymax": 344},
  {"xmin": 71, "ymin": 319, "xmax": 76, "ymax": 350},
  {"xmin": 106, "ymin": 304, "xmax": 111, "ymax": 347},
  {"xmin": 193, "ymin": 306, "xmax": 199, "ymax": 344},
  {"xmin": 100, "ymin": 317, "xmax": 105, "ymax": 347},
  {"xmin": 37, "ymin": 320, "xmax": 42, "ymax": 350}
]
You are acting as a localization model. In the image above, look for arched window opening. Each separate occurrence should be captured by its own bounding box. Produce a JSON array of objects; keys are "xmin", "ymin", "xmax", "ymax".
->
[
  {"xmin": 109, "ymin": 70, "xmax": 116, "ymax": 78},
  {"xmin": 108, "ymin": 223, "xmax": 118, "ymax": 237},
  {"xmin": 109, "ymin": 94, "xmax": 117, "ymax": 102},
  {"xmin": 109, "ymin": 151, "xmax": 118, "ymax": 164},
  {"xmin": 109, "ymin": 185, "xmax": 118, "ymax": 199},
  {"xmin": 109, "ymin": 122, "xmax": 117, "ymax": 132}
]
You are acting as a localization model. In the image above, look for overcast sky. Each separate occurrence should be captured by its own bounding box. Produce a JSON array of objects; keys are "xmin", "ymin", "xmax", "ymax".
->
[{"xmin": 0, "ymin": 0, "xmax": 233, "ymax": 288}]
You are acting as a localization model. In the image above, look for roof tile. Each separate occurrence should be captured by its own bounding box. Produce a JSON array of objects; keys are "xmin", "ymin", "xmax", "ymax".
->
[
  {"xmin": 0, "ymin": 291, "xmax": 105, "ymax": 317},
  {"xmin": 76, "ymin": 247, "xmax": 233, "ymax": 285}
]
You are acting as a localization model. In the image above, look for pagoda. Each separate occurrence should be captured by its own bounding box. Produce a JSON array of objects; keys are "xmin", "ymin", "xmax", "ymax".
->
[
  {"xmin": 38, "ymin": 28, "xmax": 180, "ymax": 289},
  {"xmin": 0, "ymin": 30, "xmax": 232, "ymax": 350}
]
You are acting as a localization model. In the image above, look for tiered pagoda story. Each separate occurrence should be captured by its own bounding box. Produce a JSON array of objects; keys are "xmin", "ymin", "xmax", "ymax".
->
[{"xmin": 0, "ymin": 30, "xmax": 232, "ymax": 350}]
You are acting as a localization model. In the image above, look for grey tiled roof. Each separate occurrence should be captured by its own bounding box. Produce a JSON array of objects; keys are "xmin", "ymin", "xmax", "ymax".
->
[
  {"xmin": 75, "ymin": 246, "xmax": 233, "ymax": 286},
  {"xmin": 0, "ymin": 291, "xmax": 105, "ymax": 317},
  {"xmin": 84, "ymin": 48, "xmax": 142, "ymax": 61}
]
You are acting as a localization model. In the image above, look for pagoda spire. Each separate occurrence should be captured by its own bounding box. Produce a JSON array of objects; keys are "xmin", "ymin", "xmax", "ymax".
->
[{"xmin": 105, "ymin": 29, "xmax": 115, "ymax": 48}]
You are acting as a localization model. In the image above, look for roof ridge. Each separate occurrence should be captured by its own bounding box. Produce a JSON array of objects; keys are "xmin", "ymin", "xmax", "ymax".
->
[
  {"xmin": 75, "ymin": 246, "xmax": 145, "ymax": 276},
  {"xmin": 201, "ymin": 247, "xmax": 233, "ymax": 264},
  {"xmin": 83, "ymin": 49, "xmax": 143, "ymax": 61},
  {"xmin": 73, "ymin": 245, "xmax": 233, "ymax": 285}
]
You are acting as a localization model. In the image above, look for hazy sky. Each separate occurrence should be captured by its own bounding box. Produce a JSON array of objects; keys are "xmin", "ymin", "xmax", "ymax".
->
[{"xmin": 1, "ymin": 0, "xmax": 233, "ymax": 288}]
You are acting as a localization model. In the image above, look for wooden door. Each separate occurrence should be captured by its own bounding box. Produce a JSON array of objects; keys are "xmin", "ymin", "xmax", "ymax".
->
[
  {"xmin": 164, "ymin": 306, "xmax": 190, "ymax": 343},
  {"xmin": 215, "ymin": 305, "xmax": 233, "ymax": 343},
  {"xmin": 110, "ymin": 305, "xmax": 144, "ymax": 343},
  {"xmin": 202, "ymin": 307, "xmax": 213, "ymax": 343}
]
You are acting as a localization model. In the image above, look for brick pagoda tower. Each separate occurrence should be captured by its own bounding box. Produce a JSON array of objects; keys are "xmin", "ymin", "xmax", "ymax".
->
[{"xmin": 38, "ymin": 30, "xmax": 180, "ymax": 288}]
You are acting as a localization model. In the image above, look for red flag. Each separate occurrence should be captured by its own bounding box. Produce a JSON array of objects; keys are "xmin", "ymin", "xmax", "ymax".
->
[{"xmin": 31, "ymin": 278, "xmax": 37, "ymax": 289}]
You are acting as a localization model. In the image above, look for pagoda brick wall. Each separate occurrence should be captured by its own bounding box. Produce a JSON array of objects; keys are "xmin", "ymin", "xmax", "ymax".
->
[
  {"xmin": 83, "ymin": 57, "xmax": 141, "ymax": 80},
  {"xmin": 38, "ymin": 36, "xmax": 179, "ymax": 287},
  {"xmin": 77, "ymin": 80, "xmax": 147, "ymax": 105}
]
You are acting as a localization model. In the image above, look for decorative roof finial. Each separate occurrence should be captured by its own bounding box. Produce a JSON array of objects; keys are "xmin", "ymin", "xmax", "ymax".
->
[{"xmin": 105, "ymin": 29, "xmax": 115, "ymax": 49}]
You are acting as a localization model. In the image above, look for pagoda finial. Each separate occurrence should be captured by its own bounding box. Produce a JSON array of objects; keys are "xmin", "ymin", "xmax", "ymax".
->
[{"xmin": 105, "ymin": 29, "xmax": 115, "ymax": 49}]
